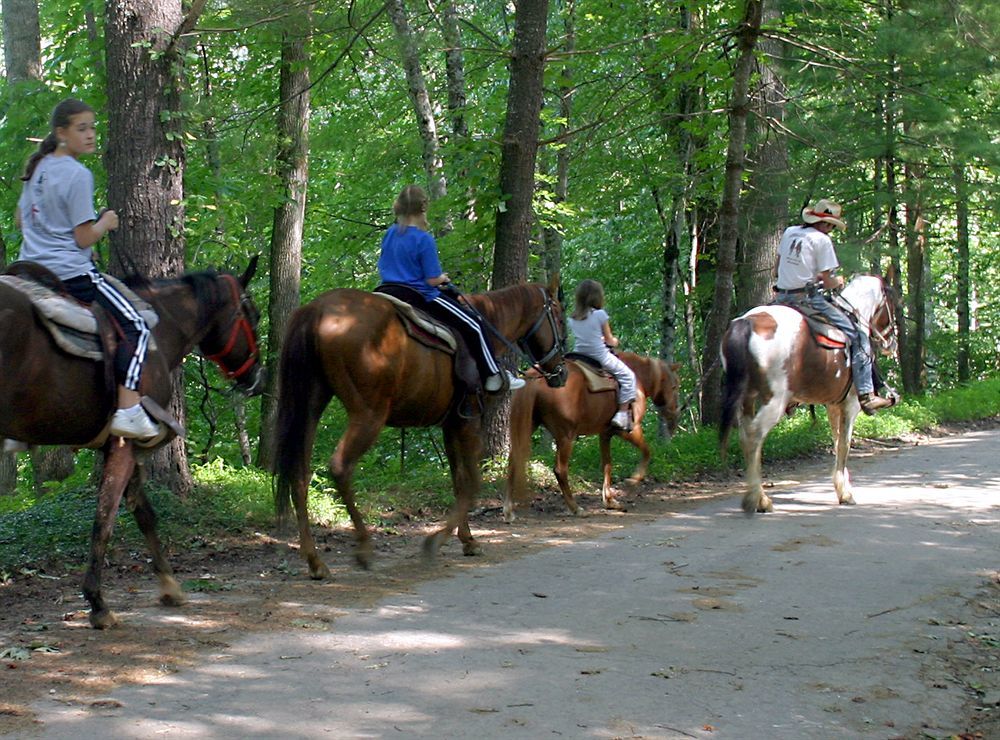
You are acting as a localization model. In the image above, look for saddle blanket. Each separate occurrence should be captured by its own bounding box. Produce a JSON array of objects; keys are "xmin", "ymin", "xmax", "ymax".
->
[{"xmin": 0, "ymin": 274, "xmax": 158, "ymax": 360}]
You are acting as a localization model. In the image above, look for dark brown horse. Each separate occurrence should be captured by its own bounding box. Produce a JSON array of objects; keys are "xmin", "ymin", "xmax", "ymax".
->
[
  {"xmin": 273, "ymin": 277, "xmax": 567, "ymax": 577},
  {"xmin": 719, "ymin": 274, "xmax": 898, "ymax": 513},
  {"xmin": 505, "ymin": 351, "xmax": 681, "ymax": 518},
  {"xmin": 0, "ymin": 258, "xmax": 264, "ymax": 628}
]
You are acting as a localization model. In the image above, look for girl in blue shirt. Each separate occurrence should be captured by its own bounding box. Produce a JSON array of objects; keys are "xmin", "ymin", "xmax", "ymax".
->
[{"xmin": 377, "ymin": 185, "xmax": 523, "ymax": 393}]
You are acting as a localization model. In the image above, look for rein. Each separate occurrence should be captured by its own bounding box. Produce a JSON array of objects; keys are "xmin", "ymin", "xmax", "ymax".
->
[
  {"xmin": 832, "ymin": 280, "xmax": 897, "ymax": 353},
  {"xmin": 204, "ymin": 274, "xmax": 259, "ymax": 380},
  {"xmin": 458, "ymin": 285, "xmax": 566, "ymax": 383}
]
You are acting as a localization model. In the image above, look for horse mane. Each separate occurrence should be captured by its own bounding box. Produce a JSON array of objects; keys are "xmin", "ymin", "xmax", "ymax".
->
[{"xmin": 124, "ymin": 269, "xmax": 230, "ymax": 325}]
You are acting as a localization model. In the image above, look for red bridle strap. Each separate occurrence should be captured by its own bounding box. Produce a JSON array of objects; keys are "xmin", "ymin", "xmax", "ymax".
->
[{"xmin": 205, "ymin": 275, "xmax": 259, "ymax": 380}]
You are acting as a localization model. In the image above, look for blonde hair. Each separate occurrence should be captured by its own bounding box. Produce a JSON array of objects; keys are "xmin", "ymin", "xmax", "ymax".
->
[
  {"xmin": 572, "ymin": 279, "xmax": 605, "ymax": 321},
  {"xmin": 393, "ymin": 185, "xmax": 429, "ymax": 233}
]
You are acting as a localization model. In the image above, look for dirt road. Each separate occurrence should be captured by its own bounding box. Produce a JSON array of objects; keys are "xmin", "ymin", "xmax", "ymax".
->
[{"xmin": 18, "ymin": 427, "xmax": 998, "ymax": 739}]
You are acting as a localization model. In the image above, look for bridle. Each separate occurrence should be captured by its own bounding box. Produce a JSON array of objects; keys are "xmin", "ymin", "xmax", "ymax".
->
[
  {"xmin": 515, "ymin": 287, "xmax": 567, "ymax": 383},
  {"xmin": 204, "ymin": 274, "xmax": 260, "ymax": 381},
  {"xmin": 464, "ymin": 285, "xmax": 566, "ymax": 384},
  {"xmin": 834, "ymin": 278, "xmax": 898, "ymax": 355}
]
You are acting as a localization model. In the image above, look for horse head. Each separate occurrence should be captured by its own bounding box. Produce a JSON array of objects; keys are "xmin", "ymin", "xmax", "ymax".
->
[
  {"xmin": 651, "ymin": 360, "xmax": 682, "ymax": 435},
  {"xmin": 842, "ymin": 273, "xmax": 898, "ymax": 359},
  {"xmin": 199, "ymin": 255, "xmax": 266, "ymax": 396},
  {"xmin": 516, "ymin": 273, "xmax": 568, "ymax": 388}
]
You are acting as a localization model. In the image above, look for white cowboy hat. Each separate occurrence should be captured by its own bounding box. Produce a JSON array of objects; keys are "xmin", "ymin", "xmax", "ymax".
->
[{"xmin": 802, "ymin": 199, "xmax": 847, "ymax": 230}]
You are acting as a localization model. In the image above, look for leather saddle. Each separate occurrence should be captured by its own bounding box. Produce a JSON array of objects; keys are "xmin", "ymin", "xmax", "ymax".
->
[
  {"xmin": 2, "ymin": 261, "xmax": 159, "ymax": 361},
  {"xmin": 565, "ymin": 352, "xmax": 617, "ymax": 393},
  {"xmin": 771, "ymin": 296, "xmax": 849, "ymax": 350},
  {"xmin": 373, "ymin": 284, "xmax": 481, "ymax": 400}
]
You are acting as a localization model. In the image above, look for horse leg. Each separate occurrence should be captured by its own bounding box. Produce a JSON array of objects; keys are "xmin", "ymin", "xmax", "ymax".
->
[
  {"xmin": 329, "ymin": 415, "xmax": 385, "ymax": 570},
  {"xmin": 553, "ymin": 436, "xmax": 581, "ymax": 515},
  {"xmin": 739, "ymin": 397, "xmax": 786, "ymax": 514},
  {"xmin": 425, "ymin": 420, "xmax": 482, "ymax": 559},
  {"xmin": 82, "ymin": 441, "xmax": 136, "ymax": 629},
  {"xmin": 625, "ymin": 428, "xmax": 650, "ymax": 486},
  {"xmin": 828, "ymin": 402, "xmax": 858, "ymax": 505},
  {"xmin": 123, "ymin": 463, "xmax": 185, "ymax": 607},
  {"xmin": 599, "ymin": 433, "xmax": 623, "ymax": 511}
]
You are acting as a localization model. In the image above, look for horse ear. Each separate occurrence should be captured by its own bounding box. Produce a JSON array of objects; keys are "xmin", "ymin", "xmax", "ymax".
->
[
  {"xmin": 240, "ymin": 254, "xmax": 260, "ymax": 288},
  {"xmin": 883, "ymin": 262, "xmax": 897, "ymax": 285},
  {"xmin": 547, "ymin": 271, "xmax": 561, "ymax": 300}
]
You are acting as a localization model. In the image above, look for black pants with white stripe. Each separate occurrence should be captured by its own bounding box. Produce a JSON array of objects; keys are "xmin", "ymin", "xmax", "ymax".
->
[
  {"xmin": 63, "ymin": 271, "xmax": 151, "ymax": 392},
  {"xmin": 423, "ymin": 293, "xmax": 501, "ymax": 380}
]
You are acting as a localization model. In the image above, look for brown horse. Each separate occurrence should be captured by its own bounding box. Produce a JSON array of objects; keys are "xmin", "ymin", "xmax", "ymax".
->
[
  {"xmin": 504, "ymin": 351, "xmax": 681, "ymax": 518},
  {"xmin": 719, "ymin": 274, "xmax": 898, "ymax": 513},
  {"xmin": 0, "ymin": 258, "xmax": 264, "ymax": 628},
  {"xmin": 274, "ymin": 277, "xmax": 567, "ymax": 578}
]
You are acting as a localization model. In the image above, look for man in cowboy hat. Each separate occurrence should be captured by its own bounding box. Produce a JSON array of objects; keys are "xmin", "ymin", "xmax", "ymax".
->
[{"xmin": 772, "ymin": 198, "xmax": 895, "ymax": 415}]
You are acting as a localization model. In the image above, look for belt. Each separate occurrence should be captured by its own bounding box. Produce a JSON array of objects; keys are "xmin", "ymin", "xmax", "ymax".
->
[{"xmin": 774, "ymin": 287, "xmax": 807, "ymax": 294}]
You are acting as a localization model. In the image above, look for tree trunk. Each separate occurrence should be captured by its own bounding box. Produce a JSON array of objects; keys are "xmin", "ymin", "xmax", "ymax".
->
[
  {"xmin": 953, "ymin": 163, "xmax": 970, "ymax": 383},
  {"xmin": 438, "ymin": 0, "xmax": 469, "ymax": 140},
  {"xmin": 901, "ymin": 157, "xmax": 926, "ymax": 393},
  {"xmin": 105, "ymin": 0, "xmax": 192, "ymax": 495},
  {"xmin": 0, "ymin": 454, "xmax": 15, "ymax": 496},
  {"xmin": 388, "ymin": 0, "xmax": 446, "ymax": 200},
  {"xmin": 30, "ymin": 447, "xmax": 76, "ymax": 496},
  {"xmin": 737, "ymin": 0, "xmax": 788, "ymax": 314},
  {"xmin": 485, "ymin": 0, "xmax": 549, "ymax": 458},
  {"xmin": 258, "ymin": 13, "xmax": 311, "ymax": 471},
  {"xmin": 1, "ymin": 0, "xmax": 42, "ymax": 82},
  {"xmin": 542, "ymin": 0, "xmax": 574, "ymax": 282},
  {"xmin": 700, "ymin": 0, "xmax": 763, "ymax": 426}
]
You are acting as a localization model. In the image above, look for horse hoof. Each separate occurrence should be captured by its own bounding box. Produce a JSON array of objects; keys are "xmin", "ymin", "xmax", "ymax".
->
[
  {"xmin": 158, "ymin": 575, "xmax": 186, "ymax": 606},
  {"xmin": 839, "ymin": 496, "xmax": 856, "ymax": 506},
  {"xmin": 605, "ymin": 497, "xmax": 625, "ymax": 511},
  {"xmin": 159, "ymin": 591, "xmax": 187, "ymax": 607},
  {"xmin": 354, "ymin": 551, "xmax": 372, "ymax": 571},
  {"xmin": 309, "ymin": 561, "xmax": 332, "ymax": 580},
  {"xmin": 422, "ymin": 533, "xmax": 444, "ymax": 562},
  {"xmin": 462, "ymin": 540, "xmax": 482, "ymax": 557},
  {"xmin": 89, "ymin": 609, "xmax": 119, "ymax": 630}
]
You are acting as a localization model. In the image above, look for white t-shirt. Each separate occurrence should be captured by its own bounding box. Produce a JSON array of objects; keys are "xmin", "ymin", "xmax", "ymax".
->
[
  {"xmin": 775, "ymin": 224, "xmax": 839, "ymax": 290},
  {"xmin": 569, "ymin": 308, "xmax": 612, "ymax": 361},
  {"xmin": 17, "ymin": 154, "xmax": 97, "ymax": 280}
]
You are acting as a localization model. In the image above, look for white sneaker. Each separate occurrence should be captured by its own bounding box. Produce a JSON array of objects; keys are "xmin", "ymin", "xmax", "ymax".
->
[
  {"xmin": 2, "ymin": 439, "xmax": 29, "ymax": 453},
  {"xmin": 484, "ymin": 370, "xmax": 526, "ymax": 393},
  {"xmin": 110, "ymin": 405, "xmax": 161, "ymax": 440},
  {"xmin": 611, "ymin": 411, "xmax": 630, "ymax": 429}
]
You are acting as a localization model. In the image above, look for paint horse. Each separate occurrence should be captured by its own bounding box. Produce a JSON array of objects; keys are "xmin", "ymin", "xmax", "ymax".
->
[
  {"xmin": 505, "ymin": 351, "xmax": 681, "ymax": 518},
  {"xmin": 719, "ymin": 274, "xmax": 898, "ymax": 513},
  {"xmin": 0, "ymin": 258, "xmax": 264, "ymax": 628},
  {"xmin": 274, "ymin": 277, "xmax": 567, "ymax": 578}
]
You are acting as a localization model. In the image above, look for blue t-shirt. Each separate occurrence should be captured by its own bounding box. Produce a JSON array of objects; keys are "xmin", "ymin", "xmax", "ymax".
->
[
  {"xmin": 377, "ymin": 224, "xmax": 443, "ymax": 300},
  {"xmin": 17, "ymin": 154, "xmax": 97, "ymax": 281}
]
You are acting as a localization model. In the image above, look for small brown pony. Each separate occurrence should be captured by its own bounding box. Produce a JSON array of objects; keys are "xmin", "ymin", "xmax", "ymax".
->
[
  {"xmin": 0, "ymin": 258, "xmax": 264, "ymax": 628},
  {"xmin": 273, "ymin": 277, "xmax": 567, "ymax": 578},
  {"xmin": 504, "ymin": 351, "xmax": 681, "ymax": 518},
  {"xmin": 719, "ymin": 273, "xmax": 898, "ymax": 513}
]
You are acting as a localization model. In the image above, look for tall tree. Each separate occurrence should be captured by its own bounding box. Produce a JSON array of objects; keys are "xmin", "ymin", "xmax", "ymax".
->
[
  {"xmin": 700, "ymin": 0, "xmax": 763, "ymax": 426},
  {"xmin": 259, "ymin": 10, "xmax": 312, "ymax": 471},
  {"xmin": 1, "ymin": 0, "xmax": 41, "ymax": 83},
  {"xmin": 953, "ymin": 162, "xmax": 971, "ymax": 383},
  {"xmin": 388, "ymin": 0, "xmax": 446, "ymax": 199},
  {"xmin": 492, "ymin": 0, "xmax": 549, "ymax": 288},
  {"xmin": 737, "ymin": 0, "xmax": 788, "ymax": 313},
  {"xmin": 485, "ymin": 0, "xmax": 550, "ymax": 457},
  {"xmin": 104, "ymin": 0, "xmax": 196, "ymax": 493}
]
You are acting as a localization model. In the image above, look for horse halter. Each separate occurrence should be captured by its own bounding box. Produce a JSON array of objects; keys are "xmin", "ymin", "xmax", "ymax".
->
[
  {"xmin": 867, "ymin": 286, "xmax": 898, "ymax": 355},
  {"xmin": 204, "ymin": 274, "xmax": 260, "ymax": 382},
  {"xmin": 516, "ymin": 287, "xmax": 567, "ymax": 384}
]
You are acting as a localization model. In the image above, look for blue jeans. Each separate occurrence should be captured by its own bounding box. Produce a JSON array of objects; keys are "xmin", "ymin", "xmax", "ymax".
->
[{"xmin": 774, "ymin": 292, "xmax": 875, "ymax": 395}]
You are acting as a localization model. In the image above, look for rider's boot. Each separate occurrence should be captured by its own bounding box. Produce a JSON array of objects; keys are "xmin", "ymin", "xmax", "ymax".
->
[{"xmin": 858, "ymin": 392, "xmax": 895, "ymax": 416}]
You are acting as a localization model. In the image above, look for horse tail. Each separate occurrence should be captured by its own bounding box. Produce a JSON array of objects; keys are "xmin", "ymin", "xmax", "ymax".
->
[
  {"xmin": 506, "ymin": 378, "xmax": 540, "ymax": 504},
  {"xmin": 719, "ymin": 317, "xmax": 752, "ymax": 461},
  {"xmin": 273, "ymin": 304, "xmax": 326, "ymax": 522}
]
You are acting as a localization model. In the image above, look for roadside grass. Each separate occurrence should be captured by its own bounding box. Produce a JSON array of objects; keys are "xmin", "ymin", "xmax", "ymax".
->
[{"xmin": 1, "ymin": 376, "xmax": 997, "ymax": 573}]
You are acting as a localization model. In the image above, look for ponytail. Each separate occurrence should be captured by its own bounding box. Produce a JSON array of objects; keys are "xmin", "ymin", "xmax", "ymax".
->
[{"xmin": 21, "ymin": 133, "xmax": 58, "ymax": 181}]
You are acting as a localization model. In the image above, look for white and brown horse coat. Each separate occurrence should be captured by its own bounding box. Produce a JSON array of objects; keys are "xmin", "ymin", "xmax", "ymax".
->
[{"xmin": 719, "ymin": 275, "xmax": 896, "ymax": 513}]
